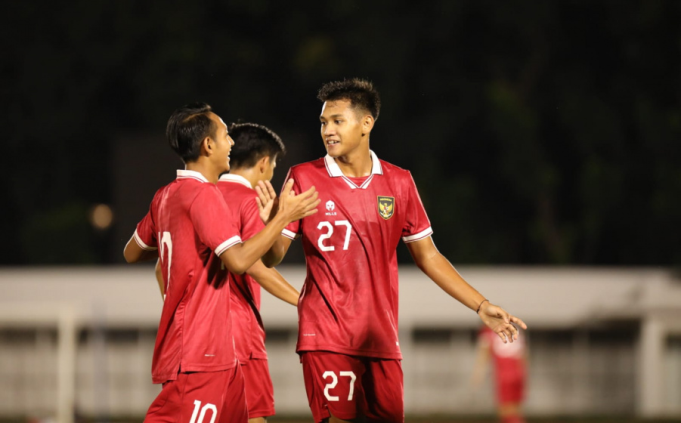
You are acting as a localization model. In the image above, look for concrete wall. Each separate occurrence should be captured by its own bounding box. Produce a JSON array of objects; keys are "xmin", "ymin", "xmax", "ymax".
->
[{"xmin": 0, "ymin": 266, "xmax": 680, "ymax": 419}]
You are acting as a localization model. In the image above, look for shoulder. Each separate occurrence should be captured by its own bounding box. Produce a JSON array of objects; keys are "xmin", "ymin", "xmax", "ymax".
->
[
  {"xmin": 379, "ymin": 159, "xmax": 410, "ymax": 177},
  {"xmin": 378, "ymin": 159, "xmax": 415, "ymax": 184},
  {"xmin": 288, "ymin": 158, "xmax": 326, "ymax": 176},
  {"xmin": 190, "ymin": 182, "xmax": 224, "ymax": 206},
  {"xmin": 217, "ymin": 180, "xmax": 254, "ymax": 198}
]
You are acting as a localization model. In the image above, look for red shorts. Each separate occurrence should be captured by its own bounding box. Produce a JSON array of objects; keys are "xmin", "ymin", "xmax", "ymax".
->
[
  {"xmin": 241, "ymin": 359, "xmax": 275, "ymax": 418},
  {"xmin": 144, "ymin": 366, "xmax": 247, "ymax": 423},
  {"xmin": 497, "ymin": 374, "xmax": 525, "ymax": 404},
  {"xmin": 301, "ymin": 351, "xmax": 404, "ymax": 423}
]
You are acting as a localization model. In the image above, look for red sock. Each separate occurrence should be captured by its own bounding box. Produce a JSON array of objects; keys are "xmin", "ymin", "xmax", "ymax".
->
[{"xmin": 502, "ymin": 416, "xmax": 525, "ymax": 423}]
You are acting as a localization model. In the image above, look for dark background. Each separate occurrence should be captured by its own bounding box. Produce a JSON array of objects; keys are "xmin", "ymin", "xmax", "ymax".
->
[{"xmin": 2, "ymin": 0, "xmax": 680, "ymax": 266}]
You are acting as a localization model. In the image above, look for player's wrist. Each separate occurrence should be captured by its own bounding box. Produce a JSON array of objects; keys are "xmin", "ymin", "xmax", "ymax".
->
[
  {"xmin": 476, "ymin": 299, "xmax": 489, "ymax": 315},
  {"xmin": 269, "ymin": 211, "xmax": 289, "ymax": 229}
]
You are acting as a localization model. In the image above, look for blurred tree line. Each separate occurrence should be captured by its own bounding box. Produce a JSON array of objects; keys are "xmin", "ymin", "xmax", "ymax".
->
[{"xmin": 1, "ymin": 0, "xmax": 680, "ymax": 265}]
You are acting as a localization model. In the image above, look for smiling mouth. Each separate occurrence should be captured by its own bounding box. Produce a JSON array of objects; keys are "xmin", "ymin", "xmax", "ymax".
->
[{"xmin": 326, "ymin": 140, "xmax": 339, "ymax": 145}]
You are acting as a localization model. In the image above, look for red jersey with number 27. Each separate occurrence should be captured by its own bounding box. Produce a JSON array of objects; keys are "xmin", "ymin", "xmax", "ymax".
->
[
  {"xmin": 283, "ymin": 151, "xmax": 433, "ymax": 359},
  {"xmin": 134, "ymin": 170, "xmax": 242, "ymax": 384}
]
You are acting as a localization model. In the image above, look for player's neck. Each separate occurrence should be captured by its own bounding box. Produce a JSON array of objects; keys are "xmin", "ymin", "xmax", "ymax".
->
[
  {"xmin": 228, "ymin": 168, "xmax": 257, "ymax": 189},
  {"xmin": 335, "ymin": 146, "xmax": 372, "ymax": 178},
  {"xmin": 185, "ymin": 161, "xmax": 220, "ymax": 184}
]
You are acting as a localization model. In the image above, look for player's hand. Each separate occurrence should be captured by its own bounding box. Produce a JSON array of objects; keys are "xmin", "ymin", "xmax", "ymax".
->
[
  {"xmin": 478, "ymin": 302, "xmax": 527, "ymax": 344},
  {"xmin": 276, "ymin": 179, "xmax": 320, "ymax": 222},
  {"xmin": 255, "ymin": 180, "xmax": 279, "ymax": 224}
]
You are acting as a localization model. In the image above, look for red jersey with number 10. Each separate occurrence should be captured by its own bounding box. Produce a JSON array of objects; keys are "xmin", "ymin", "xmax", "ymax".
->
[
  {"xmin": 283, "ymin": 151, "xmax": 433, "ymax": 359},
  {"xmin": 134, "ymin": 170, "xmax": 242, "ymax": 384}
]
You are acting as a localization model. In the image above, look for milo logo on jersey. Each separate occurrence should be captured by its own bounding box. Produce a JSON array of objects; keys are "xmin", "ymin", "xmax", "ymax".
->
[{"xmin": 377, "ymin": 196, "xmax": 395, "ymax": 220}]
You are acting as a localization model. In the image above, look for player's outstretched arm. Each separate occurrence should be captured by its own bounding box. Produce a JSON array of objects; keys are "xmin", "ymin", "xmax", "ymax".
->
[
  {"xmin": 246, "ymin": 260, "xmax": 300, "ymax": 306},
  {"xmin": 154, "ymin": 259, "xmax": 165, "ymax": 300},
  {"xmin": 220, "ymin": 180, "xmax": 319, "ymax": 274},
  {"xmin": 406, "ymin": 236, "xmax": 527, "ymax": 343},
  {"xmin": 123, "ymin": 235, "xmax": 157, "ymax": 263}
]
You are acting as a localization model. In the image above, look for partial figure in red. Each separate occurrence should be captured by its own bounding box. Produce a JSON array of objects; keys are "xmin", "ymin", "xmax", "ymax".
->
[
  {"xmin": 472, "ymin": 326, "xmax": 528, "ymax": 423},
  {"xmin": 154, "ymin": 122, "xmax": 299, "ymax": 423},
  {"xmin": 123, "ymin": 103, "xmax": 319, "ymax": 423},
  {"xmin": 256, "ymin": 79, "xmax": 528, "ymax": 423}
]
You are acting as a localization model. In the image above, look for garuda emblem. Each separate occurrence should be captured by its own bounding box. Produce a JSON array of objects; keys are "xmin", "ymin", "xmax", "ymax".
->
[{"xmin": 377, "ymin": 196, "xmax": 395, "ymax": 220}]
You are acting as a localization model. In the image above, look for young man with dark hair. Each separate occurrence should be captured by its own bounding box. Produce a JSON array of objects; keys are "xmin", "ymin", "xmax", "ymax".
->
[
  {"xmin": 123, "ymin": 103, "xmax": 319, "ymax": 423},
  {"xmin": 257, "ymin": 79, "xmax": 527, "ymax": 423},
  {"xmin": 155, "ymin": 122, "xmax": 298, "ymax": 423},
  {"xmin": 221, "ymin": 122, "xmax": 295, "ymax": 423}
]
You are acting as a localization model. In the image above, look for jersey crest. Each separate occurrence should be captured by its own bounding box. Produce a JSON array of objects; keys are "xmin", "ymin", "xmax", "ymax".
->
[{"xmin": 377, "ymin": 196, "xmax": 395, "ymax": 220}]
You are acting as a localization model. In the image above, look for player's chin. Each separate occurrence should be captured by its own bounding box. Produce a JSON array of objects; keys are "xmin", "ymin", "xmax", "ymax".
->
[{"xmin": 325, "ymin": 147, "xmax": 342, "ymax": 158}]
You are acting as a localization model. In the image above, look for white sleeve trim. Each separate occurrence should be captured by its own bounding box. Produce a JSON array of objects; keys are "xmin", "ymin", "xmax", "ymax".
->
[
  {"xmin": 215, "ymin": 236, "xmax": 243, "ymax": 256},
  {"xmin": 282, "ymin": 228, "xmax": 300, "ymax": 240},
  {"xmin": 402, "ymin": 227, "xmax": 433, "ymax": 243},
  {"xmin": 133, "ymin": 229, "xmax": 157, "ymax": 251}
]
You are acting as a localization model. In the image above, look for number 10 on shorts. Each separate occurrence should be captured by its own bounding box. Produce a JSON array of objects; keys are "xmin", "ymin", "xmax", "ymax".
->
[
  {"xmin": 323, "ymin": 371, "xmax": 357, "ymax": 401},
  {"xmin": 189, "ymin": 400, "xmax": 217, "ymax": 423}
]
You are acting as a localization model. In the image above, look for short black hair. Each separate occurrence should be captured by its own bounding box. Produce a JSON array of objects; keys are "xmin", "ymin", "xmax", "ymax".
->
[
  {"xmin": 317, "ymin": 78, "xmax": 381, "ymax": 120},
  {"xmin": 228, "ymin": 122, "xmax": 286, "ymax": 169},
  {"xmin": 166, "ymin": 102, "xmax": 216, "ymax": 163}
]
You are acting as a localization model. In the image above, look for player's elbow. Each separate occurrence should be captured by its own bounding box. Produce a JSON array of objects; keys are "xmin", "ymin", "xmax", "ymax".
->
[
  {"xmin": 261, "ymin": 252, "xmax": 282, "ymax": 268},
  {"xmin": 231, "ymin": 263, "xmax": 248, "ymax": 275},
  {"xmin": 123, "ymin": 246, "xmax": 139, "ymax": 263},
  {"xmin": 223, "ymin": 257, "xmax": 248, "ymax": 275}
]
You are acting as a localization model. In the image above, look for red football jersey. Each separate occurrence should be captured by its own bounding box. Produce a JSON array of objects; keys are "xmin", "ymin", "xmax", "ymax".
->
[
  {"xmin": 134, "ymin": 170, "xmax": 242, "ymax": 384},
  {"xmin": 283, "ymin": 151, "xmax": 433, "ymax": 359},
  {"xmin": 217, "ymin": 174, "xmax": 268, "ymax": 361},
  {"xmin": 479, "ymin": 327, "xmax": 526, "ymax": 379}
]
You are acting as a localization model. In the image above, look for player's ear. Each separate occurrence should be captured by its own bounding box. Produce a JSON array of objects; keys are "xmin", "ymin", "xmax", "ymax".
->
[
  {"xmin": 258, "ymin": 155, "xmax": 270, "ymax": 173},
  {"xmin": 201, "ymin": 137, "xmax": 214, "ymax": 157},
  {"xmin": 362, "ymin": 114, "xmax": 375, "ymax": 136}
]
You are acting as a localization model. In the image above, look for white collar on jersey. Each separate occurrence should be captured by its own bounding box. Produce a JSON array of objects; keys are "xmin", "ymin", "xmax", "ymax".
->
[
  {"xmin": 323, "ymin": 150, "xmax": 383, "ymax": 190},
  {"xmin": 177, "ymin": 169, "xmax": 209, "ymax": 183},
  {"xmin": 218, "ymin": 173, "xmax": 252, "ymax": 189}
]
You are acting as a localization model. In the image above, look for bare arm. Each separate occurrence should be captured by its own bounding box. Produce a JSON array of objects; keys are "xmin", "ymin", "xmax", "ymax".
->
[
  {"xmin": 220, "ymin": 179, "xmax": 319, "ymax": 274},
  {"xmin": 262, "ymin": 235, "xmax": 293, "ymax": 267},
  {"xmin": 154, "ymin": 259, "xmax": 165, "ymax": 300},
  {"xmin": 406, "ymin": 236, "xmax": 527, "ymax": 343},
  {"xmin": 246, "ymin": 260, "xmax": 299, "ymax": 306},
  {"xmin": 123, "ymin": 235, "xmax": 157, "ymax": 263},
  {"xmin": 256, "ymin": 180, "xmax": 295, "ymax": 267}
]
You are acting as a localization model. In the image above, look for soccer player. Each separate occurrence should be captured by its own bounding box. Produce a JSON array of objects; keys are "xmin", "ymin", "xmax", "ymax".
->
[
  {"xmin": 154, "ymin": 122, "xmax": 299, "ymax": 423},
  {"xmin": 256, "ymin": 79, "xmax": 527, "ymax": 423},
  {"xmin": 472, "ymin": 326, "xmax": 528, "ymax": 423},
  {"xmin": 123, "ymin": 103, "xmax": 319, "ymax": 423}
]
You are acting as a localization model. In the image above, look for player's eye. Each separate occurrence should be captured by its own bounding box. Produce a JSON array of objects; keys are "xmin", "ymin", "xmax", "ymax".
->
[{"xmin": 335, "ymin": 120, "xmax": 341, "ymax": 124}]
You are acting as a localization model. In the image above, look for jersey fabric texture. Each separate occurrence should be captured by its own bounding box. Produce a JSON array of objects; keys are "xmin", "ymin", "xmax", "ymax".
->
[
  {"xmin": 134, "ymin": 170, "xmax": 242, "ymax": 384},
  {"xmin": 283, "ymin": 151, "xmax": 433, "ymax": 359},
  {"xmin": 143, "ymin": 365, "xmax": 247, "ymax": 423},
  {"xmin": 217, "ymin": 174, "xmax": 268, "ymax": 362},
  {"xmin": 241, "ymin": 359, "xmax": 276, "ymax": 418},
  {"xmin": 301, "ymin": 351, "xmax": 404, "ymax": 423}
]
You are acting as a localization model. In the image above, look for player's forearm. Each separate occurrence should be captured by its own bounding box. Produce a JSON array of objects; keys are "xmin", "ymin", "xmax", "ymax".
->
[
  {"xmin": 221, "ymin": 215, "xmax": 289, "ymax": 274},
  {"xmin": 247, "ymin": 262, "xmax": 299, "ymax": 306},
  {"xmin": 261, "ymin": 236, "xmax": 291, "ymax": 268},
  {"xmin": 417, "ymin": 253, "xmax": 486, "ymax": 311}
]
